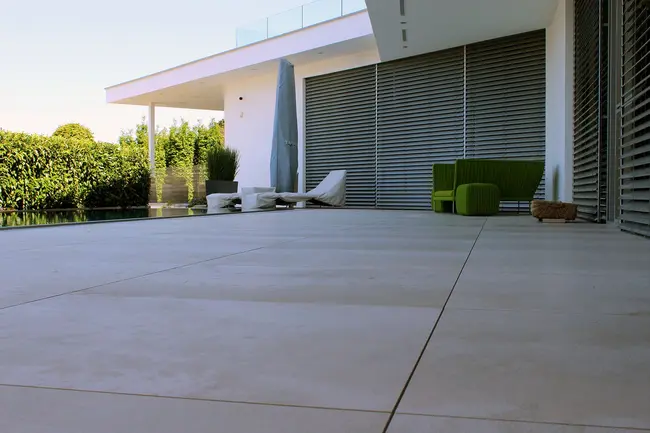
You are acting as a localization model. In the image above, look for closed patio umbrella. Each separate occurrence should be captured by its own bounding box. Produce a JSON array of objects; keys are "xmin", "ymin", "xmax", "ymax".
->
[{"xmin": 270, "ymin": 58, "xmax": 299, "ymax": 193}]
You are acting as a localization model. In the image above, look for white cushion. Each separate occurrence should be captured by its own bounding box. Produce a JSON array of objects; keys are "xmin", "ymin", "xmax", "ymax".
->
[
  {"xmin": 241, "ymin": 193, "xmax": 277, "ymax": 212},
  {"xmin": 207, "ymin": 193, "xmax": 240, "ymax": 211},
  {"xmin": 241, "ymin": 186, "xmax": 276, "ymax": 196}
]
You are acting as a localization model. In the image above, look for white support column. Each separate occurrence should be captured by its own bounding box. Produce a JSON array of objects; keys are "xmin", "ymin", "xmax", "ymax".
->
[
  {"xmin": 545, "ymin": 0, "xmax": 574, "ymax": 202},
  {"xmin": 148, "ymin": 103, "xmax": 156, "ymax": 174},
  {"xmin": 297, "ymin": 75, "xmax": 307, "ymax": 208}
]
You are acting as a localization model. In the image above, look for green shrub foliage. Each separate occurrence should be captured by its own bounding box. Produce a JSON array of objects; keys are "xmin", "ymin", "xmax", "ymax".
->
[
  {"xmin": 118, "ymin": 118, "xmax": 224, "ymax": 201},
  {"xmin": 2, "ymin": 118, "xmax": 224, "ymax": 209},
  {"xmin": 0, "ymin": 131, "xmax": 150, "ymax": 210},
  {"xmin": 119, "ymin": 118, "xmax": 224, "ymax": 168},
  {"xmin": 52, "ymin": 123, "xmax": 95, "ymax": 142},
  {"xmin": 207, "ymin": 145, "xmax": 240, "ymax": 181},
  {"xmin": 194, "ymin": 119, "xmax": 224, "ymax": 166}
]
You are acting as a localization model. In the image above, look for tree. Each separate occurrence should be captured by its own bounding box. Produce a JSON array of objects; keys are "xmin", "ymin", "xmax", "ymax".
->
[
  {"xmin": 53, "ymin": 123, "xmax": 95, "ymax": 142},
  {"xmin": 135, "ymin": 118, "xmax": 148, "ymax": 147},
  {"xmin": 165, "ymin": 119, "xmax": 196, "ymax": 168},
  {"xmin": 118, "ymin": 117, "xmax": 225, "ymax": 202},
  {"xmin": 193, "ymin": 118, "xmax": 224, "ymax": 166},
  {"xmin": 118, "ymin": 117, "xmax": 148, "ymax": 148}
]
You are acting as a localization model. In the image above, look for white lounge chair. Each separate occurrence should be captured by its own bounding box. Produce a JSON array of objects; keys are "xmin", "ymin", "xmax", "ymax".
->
[
  {"xmin": 275, "ymin": 170, "xmax": 346, "ymax": 207},
  {"xmin": 207, "ymin": 170, "xmax": 347, "ymax": 212}
]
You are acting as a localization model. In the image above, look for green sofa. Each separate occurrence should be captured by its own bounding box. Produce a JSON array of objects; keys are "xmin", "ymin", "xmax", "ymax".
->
[
  {"xmin": 432, "ymin": 164, "xmax": 456, "ymax": 213},
  {"xmin": 432, "ymin": 159, "xmax": 545, "ymax": 214}
]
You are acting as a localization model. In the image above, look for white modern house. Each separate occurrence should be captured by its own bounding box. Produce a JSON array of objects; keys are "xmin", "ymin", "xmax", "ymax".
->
[{"xmin": 106, "ymin": 0, "xmax": 650, "ymax": 236}]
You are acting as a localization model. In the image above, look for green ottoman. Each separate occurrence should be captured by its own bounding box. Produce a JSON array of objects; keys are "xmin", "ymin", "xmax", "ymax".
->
[{"xmin": 455, "ymin": 183, "xmax": 500, "ymax": 216}]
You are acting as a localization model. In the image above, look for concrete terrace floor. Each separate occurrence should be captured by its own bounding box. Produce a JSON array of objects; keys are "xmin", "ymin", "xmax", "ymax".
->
[{"xmin": 1, "ymin": 209, "xmax": 649, "ymax": 433}]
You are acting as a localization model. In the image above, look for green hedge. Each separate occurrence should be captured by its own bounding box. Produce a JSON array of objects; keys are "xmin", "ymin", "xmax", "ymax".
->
[
  {"xmin": 52, "ymin": 123, "xmax": 95, "ymax": 142},
  {"xmin": 0, "ymin": 131, "xmax": 150, "ymax": 210},
  {"xmin": 119, "ymin": 118, "xmax": 224, "ymax": 202}
]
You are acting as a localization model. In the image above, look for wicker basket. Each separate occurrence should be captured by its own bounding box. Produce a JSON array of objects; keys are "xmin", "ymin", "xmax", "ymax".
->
[{"xmin": 531, "ymin": 200, "xmax": 578, "ymax": 221}]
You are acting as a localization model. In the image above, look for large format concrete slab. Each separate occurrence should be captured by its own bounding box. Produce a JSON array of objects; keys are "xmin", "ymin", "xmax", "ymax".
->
[
  {"xmin": 1, "ymin": 209, "xmax": 648, "ymax": 432},
  {"xmin": 395, "ymin": 216, "xmax": 650, "ymax": 431},
  {"xmin": 386, "ymin": 414, "xmax": 641, "ymax": 432},
  {"xmin": 82, "ymin": 260, "xmax": 460, "ymax": 308},
  {"xmin": 395, "ymin": 308, "xmax": 650, "ymax": 429},
  {"xmin": 449, "ymin": 218, "xmax": 650, "ymax": 315},
  {"xmin": 0, "ymin": 386, "xmax": 388, "ymax": 433},
  {"xmin": 0, "ymin": 295, "xmax": 436, "ymax": 411}
]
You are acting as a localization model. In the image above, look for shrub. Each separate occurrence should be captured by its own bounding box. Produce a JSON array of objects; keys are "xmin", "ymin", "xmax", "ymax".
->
[
  {"xmin": 118, "ymin": 118, "xmax": 225, "ymax": 202},
  {"xmin": 207, "ymin": 145, "xmax": 240, "ymax": 181},
  {"xmin": 52, "ymin": 123, "xmax": 95, "ymax": 142},
  {"xmin": 82, "ymin": 143, "xmax": 150, "ymax": 208},
  {"xmin": 194, "ymin": 119, "xmax": 224, "ymax": 166},
  {"xmin": 165, "ymin": 120, "xmax": 195, "ymax": 169},
  {"xmin": 0, "ymin": 131, "xmax": 150, "ymax": 210}
]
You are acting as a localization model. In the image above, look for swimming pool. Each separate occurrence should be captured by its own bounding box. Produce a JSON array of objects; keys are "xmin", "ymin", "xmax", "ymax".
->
[{"xmin": 1, "ymin": 207, "xmax": 208, "ymax": 228}]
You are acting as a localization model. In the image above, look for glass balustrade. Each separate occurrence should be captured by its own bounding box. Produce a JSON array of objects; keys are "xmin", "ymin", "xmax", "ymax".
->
[{"xmin": 235, "ymin": 0, "xmax": 367, "ymax": 48}]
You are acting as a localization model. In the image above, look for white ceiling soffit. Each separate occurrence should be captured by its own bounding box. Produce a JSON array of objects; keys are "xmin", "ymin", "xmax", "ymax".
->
[{"xmin": 366, "ymin": 0, "xmax": 560, "ymax": 61}]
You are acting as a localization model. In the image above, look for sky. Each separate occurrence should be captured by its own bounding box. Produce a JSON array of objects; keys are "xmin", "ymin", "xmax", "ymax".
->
[{"xmin": 0, "ymin": 0, "xmax": 311, "ymax": 142}]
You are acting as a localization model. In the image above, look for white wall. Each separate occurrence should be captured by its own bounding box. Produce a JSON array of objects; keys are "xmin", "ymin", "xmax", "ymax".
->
[
  {"xmin": 224, "ymin": 73, "xmax": 278, "ymax": 191},
  {"xmin": 223, "ymin": 48, "xmax": 380, "ymax": 192},
  {"xmin": 545, "ymin": 0, "xmax": 574, "ymax": 201}
]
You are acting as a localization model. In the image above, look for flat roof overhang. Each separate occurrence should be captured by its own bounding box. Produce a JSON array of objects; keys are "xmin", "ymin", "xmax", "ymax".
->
[
  {"xmin": 105, "ymin": 11, "xmax": 376, "ymax": 111},
  {"xmin": 366, "ymin": 0, "xmax": 560, "ymax": 62}
]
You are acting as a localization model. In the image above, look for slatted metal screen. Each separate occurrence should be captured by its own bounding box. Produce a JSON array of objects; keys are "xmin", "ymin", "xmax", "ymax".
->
[
  {"xmin": 304, "ymin": 65, "xmax": 378, "ymax": 207},
  {"xmin": 573, "ymin": 0, "xmax": 609, "ymax": 222},
  {"xmin": 304, "ymin": 31, "xmax": 546, "ymax": 210},
  {"xmin": 465, "ymin": 30, "xmax": 547, "ymax": 207},
  {"xmin": 376, "ymin": 48, "xmax": 465, "ymax": 209},
  {"xmin": 620, "ymin": 0, "xmax": 650, "ymax": 236}
]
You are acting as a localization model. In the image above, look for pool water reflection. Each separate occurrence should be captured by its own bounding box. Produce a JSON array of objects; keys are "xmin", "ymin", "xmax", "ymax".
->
[{"xmin": 1, "ymin": 207, "xmax": 208, "ymax": 228}]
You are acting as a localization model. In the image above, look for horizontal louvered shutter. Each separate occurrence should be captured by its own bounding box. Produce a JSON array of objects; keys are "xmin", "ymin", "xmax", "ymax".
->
[
  {"xmin": 573, "ymin": 0, "xmax": 608, "ymax": 222},
  {"xmin": 620, "ymin": 0, "xmax": 650, "ymax": 236},
  {"xmin": 465, "ymin": 30, "xmax": 547, "ymax": 208},
  {"xmin": 305, "ymin": 65, "xmax": 377, "ymax": 207},
  {"xmin": 376, "ymin": 48, "xmax": 465, "ymax": 209}
]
